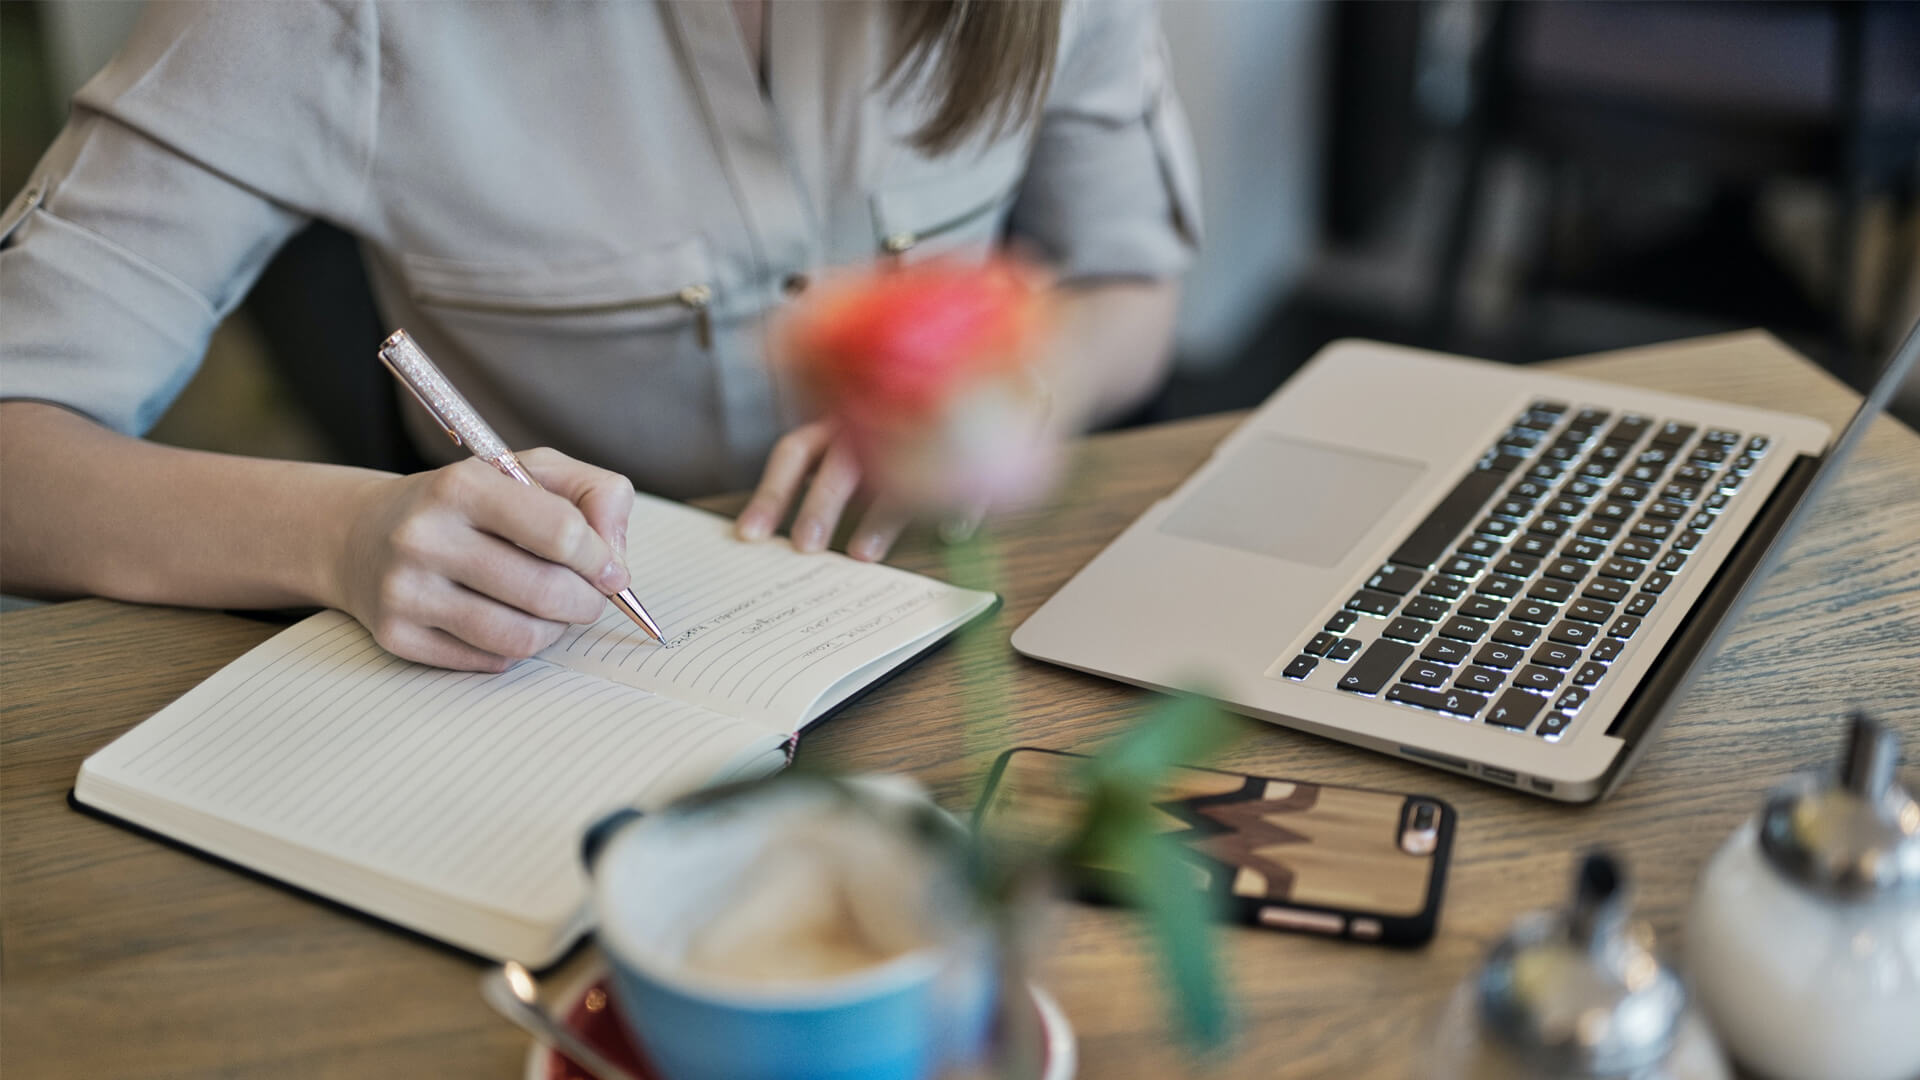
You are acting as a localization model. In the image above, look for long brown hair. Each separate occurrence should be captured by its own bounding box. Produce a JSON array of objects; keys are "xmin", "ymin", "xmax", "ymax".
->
[{"xmin": 886, "ymin": 1, "xmax": 1063, "ymax": 154}]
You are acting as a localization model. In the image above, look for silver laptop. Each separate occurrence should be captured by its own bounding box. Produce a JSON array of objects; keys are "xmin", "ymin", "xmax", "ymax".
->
[{"xmin": 1013, "ymin": 328, "xmax": 1920, "ymax": 802}]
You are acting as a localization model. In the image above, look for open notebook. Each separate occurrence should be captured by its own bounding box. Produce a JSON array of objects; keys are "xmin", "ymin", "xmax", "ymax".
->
[{"xmin": 74, "ymin": 494, "xmax": 996, "ymax": 966}]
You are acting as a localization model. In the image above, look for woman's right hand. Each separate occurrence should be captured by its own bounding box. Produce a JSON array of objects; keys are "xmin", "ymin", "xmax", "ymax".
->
[{"xmin": 331, "ymin": 448, "xmax": 636, "ymax": 672}]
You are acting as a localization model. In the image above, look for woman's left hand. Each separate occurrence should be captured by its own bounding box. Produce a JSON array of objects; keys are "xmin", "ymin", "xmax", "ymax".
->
[{"xmin": 734, "ymin": 420, "xmax": 913, "ymax": 562}]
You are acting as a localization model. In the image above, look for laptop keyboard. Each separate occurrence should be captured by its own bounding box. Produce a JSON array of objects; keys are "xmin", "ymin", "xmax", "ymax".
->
[{"xmin": 1281, "ymin": 400, "xmax": 1770, "ymax": 741}]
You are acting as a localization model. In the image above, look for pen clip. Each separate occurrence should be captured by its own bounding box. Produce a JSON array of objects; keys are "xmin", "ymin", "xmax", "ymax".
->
[{"xmin": 377, "ymin": 330, "xmax": 464, "ymax": 447}]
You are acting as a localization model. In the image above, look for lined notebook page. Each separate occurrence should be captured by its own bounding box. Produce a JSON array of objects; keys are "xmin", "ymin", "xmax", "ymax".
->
[
  {"xmin": 78, "ymin": 611, "xmax": 781, "ymax": 928},
  {"xmin": 544, "ymin": 496, "xmax": 994, "ymax": 730}
]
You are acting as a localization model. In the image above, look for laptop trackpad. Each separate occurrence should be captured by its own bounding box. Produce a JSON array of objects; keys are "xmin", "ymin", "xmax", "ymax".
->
[{"xmin": 1160, "ymin": 435, "xmax": 1426, "ymax": 568}]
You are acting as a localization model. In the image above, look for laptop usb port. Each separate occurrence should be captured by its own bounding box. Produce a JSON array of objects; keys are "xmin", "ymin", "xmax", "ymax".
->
[
  {"xmin": 1482, "ymin": 766, "xmax": 1516, "ymax": 784},
  {"xmin": 1531, "ymin": 778, "xmax": 1556, "ymax": 794}
]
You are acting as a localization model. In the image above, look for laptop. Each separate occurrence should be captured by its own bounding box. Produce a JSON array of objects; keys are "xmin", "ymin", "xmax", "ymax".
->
[{"xmin": 1013, "ymin": 327, "xmax": 1920, "ymax": 802}]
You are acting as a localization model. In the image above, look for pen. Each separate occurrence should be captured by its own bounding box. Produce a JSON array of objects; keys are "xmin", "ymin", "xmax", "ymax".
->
[{"xmin": 376, "ymin": 328, "xmax": 666, "ymax": 644}]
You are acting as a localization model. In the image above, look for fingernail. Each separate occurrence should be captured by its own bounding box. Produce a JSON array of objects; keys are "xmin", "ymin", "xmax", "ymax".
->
[
  {"xmin": 738, "ymin": 511, "xmax": 769, "ymax": 541},
  {"xmin": 597, "ymin": 559, "xmax": 629, "ymax": 591},
  {"xmin": 795, "ymin": 520, "xmax": 825, "ymax": 552},
  {"xmin": 851, "ymin": 534, "xmax": 885, "ymax": 562}
]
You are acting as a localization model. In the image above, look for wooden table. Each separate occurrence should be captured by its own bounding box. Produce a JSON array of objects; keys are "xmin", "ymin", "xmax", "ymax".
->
[{"xmin": 5, "ymin": 332, "xmax": 1918, "ymax": 1079}]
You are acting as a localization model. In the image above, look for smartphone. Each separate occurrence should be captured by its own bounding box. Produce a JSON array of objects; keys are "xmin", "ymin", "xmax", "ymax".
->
[{"xmin": 974, "ymin": 748, "xmax": 1455, "ymax": 946}]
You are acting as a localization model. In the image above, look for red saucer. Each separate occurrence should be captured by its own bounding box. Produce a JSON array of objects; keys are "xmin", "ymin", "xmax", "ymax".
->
[{"xmin": 525, "ymin": 967, "xmax": 1076, "ymax": 1080}]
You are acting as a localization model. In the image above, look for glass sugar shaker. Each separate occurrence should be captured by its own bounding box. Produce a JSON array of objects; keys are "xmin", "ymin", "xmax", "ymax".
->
[
  {"xmin": 1686, "ymin": 713, "xmax": 1920, "ymax": 1080},
  {"xmin": 1417, "ymin": 851, "xmax": 1729, "ymax": 1080}
]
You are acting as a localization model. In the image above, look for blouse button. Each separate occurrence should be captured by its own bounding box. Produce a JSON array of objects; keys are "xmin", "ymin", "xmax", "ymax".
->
[{"xmin": 781, "ymin": 272, "xmax": 809, "ymax": 297}]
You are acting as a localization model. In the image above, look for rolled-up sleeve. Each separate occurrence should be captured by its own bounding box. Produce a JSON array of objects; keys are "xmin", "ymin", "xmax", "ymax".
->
[
  {"xmin": 1007, "ymin": 0, "xmax": 1203, "ymax": 282},
  {"xmin": 0, "ymin": 0, "xmax": 376, "ymax": 435}
]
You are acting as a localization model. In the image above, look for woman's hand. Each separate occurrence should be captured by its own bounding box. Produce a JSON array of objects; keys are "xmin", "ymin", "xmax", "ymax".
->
[
  {"xmin": 333, "ymin": 447, "xmax": 636, "ymax": 672},
  {"xmin": 734, "ymin": 420, "xmax": 913, "ymax": 562}
]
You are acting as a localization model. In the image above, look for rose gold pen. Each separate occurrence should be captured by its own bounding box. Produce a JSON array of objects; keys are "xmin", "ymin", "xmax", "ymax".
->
[{"xmin": 376, "ymin": 328, "xmax": 665, "ymax": 644}]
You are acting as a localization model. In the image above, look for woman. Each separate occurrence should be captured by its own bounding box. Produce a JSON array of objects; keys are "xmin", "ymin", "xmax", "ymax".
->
[{"xmin": 0, "ymin": 0, "xmax": 1200, "ymax": 671}]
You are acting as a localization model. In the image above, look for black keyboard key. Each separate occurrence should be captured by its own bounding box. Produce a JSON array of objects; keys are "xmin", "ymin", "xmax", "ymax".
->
[
  {"xmin": 1572, "ymin": 406, "xmax": 1610, "ymax": 428},
  {"xmin": 1514, "ymin": 534, "xmax": 1557, "ymax": 558},
  {"xmin": 1335, "ymin": 640, "xmax": 1415, "ymax": 695},
  {"xmin": 1719, "ymin": 472, "xmax": 1744, "ymax": 493},
  {"xmin": 1459, "ymin": 595, "xmax": 1506, "ymax": 621},
  {"xmin": 1328, "ymin": 637, "xmax": 1364, "ymax": 662},
  {"xmin": 1423, "ymin": 638, "xmax": 1473, "ymax": 664},
  {"xmin": 1661, "ymin": 482, "xmax": 1701, "ymax": 504},
  {"xmin": 1545, "ymin": 498, "xmax": 1586, "ymax": 519},
  {"xmin": 1475, "ymin": 642, "xmax": 1526, "ymax": 669},
  {"xmin": 1440, "ymin": 617, "xmax": 1492, "ymax": 642},
  {"xmin": 1477, "ymin": 516, "xmax": 1517, "ymax": 538},
  {"xmin": 1510, "ymin": 599, "xmax": 1557, "ymax": 625},
  {"xmin": 1568, "ymin": 599, "xmax": 1615, "ymax": 624},
  {"xmin": 1650, "ymin": 422, "xmax": 1695, "ymax": 447},
  {"xmin": 1606, "ymin": 415, "xmax": 1651, "ymax": 442},
  {"xmin": 1527, "ymin": 516, "xmax": 1569, "ymax": 538},
  {"xmin": 1632, "ymin": 519, "xmax": 1674, "ymax": 541},
  {"xmin": 1387, "ymin": 683, "xmax": 1487, "ymax": 718},
  {"xmin": 1383, "ymin": 618, "xmax": 1431, "ymax": 643},
  {"xmin": 1615, "ymin": 538, "xmax": 1659, "ymax": 562},
  {"xmin": 1459, "ymin": 535, "xmax": 1503, "ymax": 559},
  {"xmin": 1365, "ymin": 565, "xmax": 1424, "ymax": 595},
  {"xmin": 1493, "ymin": 499, "xmax": 1532, "ymax": 520},
  {"xmin": 1703, "ymin": 428, "xmax": 1740, "ymax": 445},
  {"xmin": 1690, "ymin": 444, "xmax": 1727, "ymax": 465},
  {"xmin": 1346, "ymin": 589, "xmax": 1399, "ymax": 616},
  {"xmin": 1578, "ymin": 519, "xmax": 1622, "ymax": 541},
  {"xmin": 1555, "ymin": 687, "xmax": 1589, "ymax": 712},
  {"xmin": 1675, "ymin": 464, "xmax": 1716, "ymax": 484},
  {"xmin": 1537, "ymin": 712, "xmax": 1572, "ymax": 738},
  {"xmin": 1549, "ymin": 621, "xmax": 1597, "ymax": 647},
  {"xmin": 1514, "ymin": 665, "xmax": 1564, "ymax": 693},
  {"xmin": 1578, "ymin": 461, "xmax": 1617, "ymax": 479},
  {"xmin": 1672, "ymin": 530, "xmax": 1701, "ymax": 552},
  {"xmin": 1636, "ymin": 446, "xmax": 1674, "ymax": 466},
  {"xmin": 1487, "ymin": 453, "xmax": 1527, "ymax": 473},
  {"xmin": 1531, "ymin": 399, "xmax": 1569, "ymax": 414},
  {"xmin": 1532, "ymin": 642, "xmax": 1582, "ymax": 669},
  {"xmin": 1453, "ymin": 665, "xmax": 1505, "ymax": 695},
  {"xmin": 1658, "ymin": 551, "xmax": 1689, "ymax": 573},
  {"xmin": 1590, "ymin": 500, "xmax": 1634, "ymax": 523},
  {"xmin": 1689, "ymin": 512, "xmax": 1717, "ymax": 532},
  {"xmin": 1746, "ymin": 434, "xmax": 1770, "ymax": 454},
  {"xmin": 1644, "ymin": 500, "xmax": 1687, "ymax": 520},
  {"xmin": 1401, "ymin": 659, "xmax": 1454, "ymax": 688},
  {"xmin": 1283, "ymin": 655, "xmax": 1318, "ymax": 680},
  {"xmin": 1401, "ymin": 596, "xmax": 1450, "ymax": 622},
  {"xmin": 1599, "ymin": 558, "xmax": 1647, "ymax": 581},
  {"xmin": 1624, "ymin": 594, "xmax": 1656, "ymax": 617},
  {"xmin": 1325, "ymin": 610, "xmax": 1358, "ymax": 633},
  {"xmin": 1562, "ymin": 539, "xmax": 1607, "ymax": 563},
  {"xmin": 1422, "ymin": 576, "xmax": 1468, "ymax": 600},
  {"xmin": 1528, "ymin": 578, "xmax": 1575, "ymax": 603},
  {"xmin": 1609, "ymin": 482, "xmax": 1650, "ymax": 504},
  {"xmin": 1704, "ymin": 491, "xmax": 1730, "ymax": 512},
  {"xmin": 1438, "ymin": 554, "xmax": 1486, "ymax": 579},
  {"xmin": 1543, "ymin": 443, "xmax": 1580, "ymax": 463},
  {"xmin": 1476, "ymin": 574, "xmax": 1522, "ymax": 599},
  {"xmin": 1543, "ymin": 559, "xmax": 1589, "ymax": 582},
  {"xmin": 1493, "ymin": 553, "xmax": 1541, "ymax": 578},
  {"xmin": 1590, "ymin": 639, "xmax": 1624, "ymax": 663},
  {"xmin": 1515, "ymin": 410, "xmax": 1558, "ymax": 431},
  {"xmin": 1582, "ymin": 578, "xmax": 1628, "ymax": 602},
  {"xmin": 1304, "ymin": 632, "xmax": 1339, "ymax": 656},
  {"xmin": 1563, "ymin": 478, "xmax": 1603, "ymax": 501},
  {"xmin": 1509, "ymin": 479, "xmax": 1552, "ymax": 501},
  {"xmin": 1492, "ymin": 621, "xmax": 1541, "ymax": 647},
  {"xmin": 1608, "ymin": 615, "xmax": 1642, "ymax": 640},
  {"xmin": 1527, "ymin": 462, "xmax": 1565, "ymax": 482},
  {"xmin": 1486, "ymin": 688, "xmax": 1546, "ymax": 730},
  {"xmin": 1572, "ymin": 661, "xmax": 1607, "ymax": 686},
  {"xmin": 1626, "ymin": 464, "xmax": 1663, "ymax": 484},
  {"xmin": 1730, "ymin": 455, "xmax": 1755, "ymax": 474},
  {"xmin": 1388, "ymin": 467, "xmax": 1509, "ymax": 569}
]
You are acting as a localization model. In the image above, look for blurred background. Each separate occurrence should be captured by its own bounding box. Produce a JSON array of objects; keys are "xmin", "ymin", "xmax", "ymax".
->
[{"xmin": 4, "ymin": 0, "xmax": 1917, "ymax": 470}]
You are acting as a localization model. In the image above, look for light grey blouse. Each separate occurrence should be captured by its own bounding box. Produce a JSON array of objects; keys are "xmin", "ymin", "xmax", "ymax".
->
[{"xmin": 0, "ymin": 0, "xmax": 1200, "ymax": 497}]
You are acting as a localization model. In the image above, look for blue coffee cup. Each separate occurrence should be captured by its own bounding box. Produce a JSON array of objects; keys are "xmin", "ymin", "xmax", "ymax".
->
[{"xmin": 581, "ymin": 778, "xmax": 997, "ymax": 1080}]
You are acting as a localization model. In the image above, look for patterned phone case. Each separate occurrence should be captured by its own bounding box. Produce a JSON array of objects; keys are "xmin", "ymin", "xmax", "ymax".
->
[{"xmin": 974, "ymin": 748, "xmax": 1454, "ymax": 946}]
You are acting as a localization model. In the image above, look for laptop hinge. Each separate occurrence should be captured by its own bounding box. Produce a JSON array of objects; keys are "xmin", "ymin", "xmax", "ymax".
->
[{"xmin": 1600, "ymin": 452, "xmax": 1821, "ymax": 777}]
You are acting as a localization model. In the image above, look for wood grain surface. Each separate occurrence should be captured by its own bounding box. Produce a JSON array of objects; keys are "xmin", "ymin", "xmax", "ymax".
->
[{"xmin": 4, "ymin": 332, "xmax": 1916, "ymax": 1079}]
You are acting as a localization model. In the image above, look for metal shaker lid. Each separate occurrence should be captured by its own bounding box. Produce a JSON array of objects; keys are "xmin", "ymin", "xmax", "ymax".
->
[
  {"xmin": 1479, "ymin": 852, "xmax": 1687, "ymax": 1077},
  {"xmin": 1760, "ymin": 713, "xmax": 1920, "ymax": 897}
]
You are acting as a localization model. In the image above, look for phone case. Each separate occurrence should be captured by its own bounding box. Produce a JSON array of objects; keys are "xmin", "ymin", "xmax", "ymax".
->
[{"xmin": 974, "ymin": 748, "xmax": 1454, "ymax": 946}]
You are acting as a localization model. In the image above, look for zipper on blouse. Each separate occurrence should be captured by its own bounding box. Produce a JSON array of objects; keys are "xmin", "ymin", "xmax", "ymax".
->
[
  {"xmin": 881, "ymin": 193, "xmax": 1006, "ymax": 257},
  {"xmin": 415, "ymin": 282, "xmax": 714, "ymax": 349}
]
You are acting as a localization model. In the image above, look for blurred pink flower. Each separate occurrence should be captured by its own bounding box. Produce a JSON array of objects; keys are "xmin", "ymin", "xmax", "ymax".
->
[{"xmin": 779, "ymin": 257, "xmax": 1061, "ymax": 512}]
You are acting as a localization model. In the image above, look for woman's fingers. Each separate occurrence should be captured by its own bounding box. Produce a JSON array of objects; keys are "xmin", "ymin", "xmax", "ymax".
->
[
  {"xmin": 737, "ymin": 421, "xmax": 835, "ymax": 541},
  {"xmin": 415, "ymin": 576, "xmax": 571, "ymax": 661},
  {"xmin": 376, "ymin": 621, "xmax": 516, "ymax": 674},
  {"xmin": 440, "ymin": 460, "xmax": 628, "ymax": 593},
  {"xmin": 791, "ymin": 436, "xmax": 864, "ymax": 553},
  {"xmin": 434, "ymin": 527, "xmax": 610, "ymax": 626},
  {"xmin": 518, "ymin": 447, "xmax": 637, "ymax": 556},
  {"xmin": 848, "ymin": 498, "xmax": 912, "ymax": 562}
]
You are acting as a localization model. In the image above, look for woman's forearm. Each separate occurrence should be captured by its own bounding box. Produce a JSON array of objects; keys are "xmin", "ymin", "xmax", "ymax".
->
[
  {"xmin": 0, "ymin": 401, "xmax": 385, "ymax": 610},
  {"xmin": 1048, "ymin": 278, "xmax": 1181, "ymax": 431}
]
